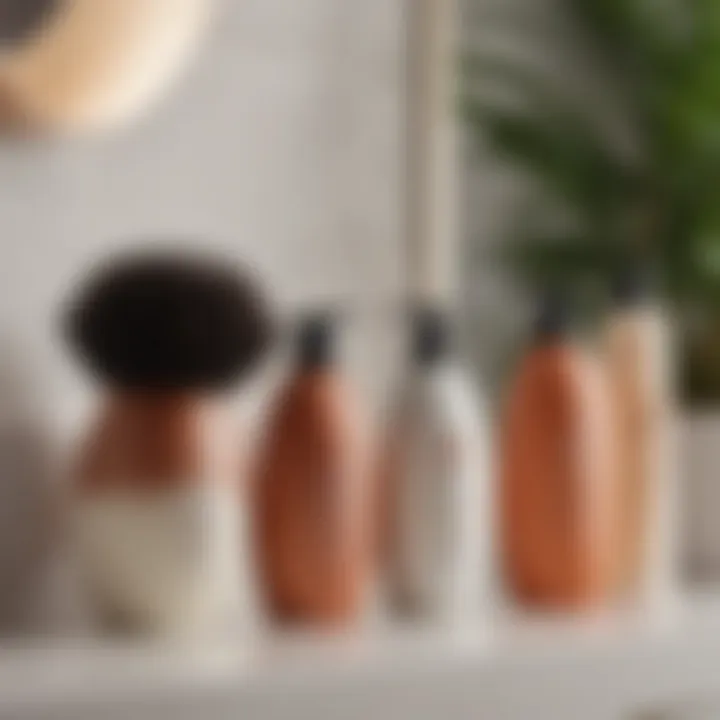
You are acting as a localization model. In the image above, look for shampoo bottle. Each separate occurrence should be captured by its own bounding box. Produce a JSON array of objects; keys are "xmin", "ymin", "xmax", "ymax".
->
[
  {"xmin": 501, "ymin": 296, "xmax": 617, "ymax": 609},
  {"xmin": 254, "ymin": 313, "xmax": 372, "ymax": 625},
  {"xmin": 64, "ymin": 251, "xmax": 272, "ymax": 635},
  {"xmin": 383, "ymin": 306, "xmax": 490, "ymax": 622},
  {"xmin": 604, "ymin": 270, "xmax": 676, "ymax": 604}
]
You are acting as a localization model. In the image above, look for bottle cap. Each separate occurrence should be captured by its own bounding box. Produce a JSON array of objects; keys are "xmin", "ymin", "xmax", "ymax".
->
[
  {"xmin": 612, "ymin": 264, "xmax": 655, "ymax": 306},
  {"xmin": 534, "ymin": 292, "xmax": 570, "ymax": 342},
  {"xmin": 297, "ymin": 312, "xmax": 336, "ymax": 369},
  {"xmin": 412, "ymin": 305, "xmax": 452, "ymax": 365}
]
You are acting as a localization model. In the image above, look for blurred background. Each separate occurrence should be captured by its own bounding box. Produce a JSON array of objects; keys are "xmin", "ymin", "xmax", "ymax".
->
[
  {"xmin": 0, "ymin": 0, "xmax": 709, "ymax": 614},
  {"xmin": 0, "ymin": 1, "xmax": 719, "ymax": 717},
  {"xmin": 462, "ymin": 0, "xmax": 710, "ymax": 393},
  {"xmin": 0, "ymin": 2, "xmax": 717, "ymax": 720}
]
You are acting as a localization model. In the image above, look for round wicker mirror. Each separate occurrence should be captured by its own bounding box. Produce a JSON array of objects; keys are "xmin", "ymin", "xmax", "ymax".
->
[{"xmin": 0, "ymin": 0, "xmax": 213, "ymax": 134}]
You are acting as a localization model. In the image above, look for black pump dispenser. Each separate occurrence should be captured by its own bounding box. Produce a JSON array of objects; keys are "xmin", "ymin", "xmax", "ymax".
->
[
  {"xmin": 534, "ymin": 292, "xmax": 570, "ymax": 343},
  {"xmin": 297, "ymin": 313, "xmax": 335, "ymax": 370},
  {"xmin": 612, "ymin": 265, "xmax": 654, "ymax": 307},
  {"xmin": 412, "ymin": 306, "xmax": 452, "ymax": 366}
]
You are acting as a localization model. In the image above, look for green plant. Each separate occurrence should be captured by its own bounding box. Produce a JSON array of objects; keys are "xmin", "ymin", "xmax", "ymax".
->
[{"xmin": 462, "ymin": 0, "xmax": 720, "ymax": 404}]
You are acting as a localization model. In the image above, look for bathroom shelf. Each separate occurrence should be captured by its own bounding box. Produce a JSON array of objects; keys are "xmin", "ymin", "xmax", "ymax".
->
[{"xmin": 3, "ymin": 592, "xmax": 720, "ymax": 720}]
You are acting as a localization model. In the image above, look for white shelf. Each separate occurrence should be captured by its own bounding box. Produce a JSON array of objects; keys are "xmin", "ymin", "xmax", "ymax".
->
[{"xmin": 5, "ymin": 592, "xmax": 720, "ymax": 720}]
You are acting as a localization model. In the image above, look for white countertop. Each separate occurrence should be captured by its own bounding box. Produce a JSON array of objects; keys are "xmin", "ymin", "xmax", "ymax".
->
[{"xmin": 4, "ymin": 591, "xmax": 720, "ymax": 720}]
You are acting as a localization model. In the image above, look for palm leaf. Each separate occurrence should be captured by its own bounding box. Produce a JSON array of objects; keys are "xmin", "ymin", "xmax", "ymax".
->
[
  {"xmin": 462, "ymin": 0, "xmax": 720, "ymax": 402},
  {"xmin": 463, "ymin": 97, "xmax": 635, "ymax": 222},
  {"xmin": 461, "ymin": 51, "xmax": 643, "ymax": 216}
]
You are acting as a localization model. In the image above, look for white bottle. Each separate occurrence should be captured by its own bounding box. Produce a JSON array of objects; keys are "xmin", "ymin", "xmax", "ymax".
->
[
  {"xmin": 385, "ymin": 307, "xmax": 491, "ymax": 623},
  {"xmin": 604, "ymin": 270, "xmax": 677, "ymax": 608}
]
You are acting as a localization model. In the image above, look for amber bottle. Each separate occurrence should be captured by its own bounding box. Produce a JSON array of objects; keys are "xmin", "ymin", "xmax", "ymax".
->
[
  {"xmin": 254, "ymin": 314, "xmax": 372, "ymax": 626},
  {"xmin": 501, "ymin": 297, "xmax": 618, "ymax": 609},
  {"xmin": 64, "ymin": 251, "xmax": 272, "ymax": 635}
]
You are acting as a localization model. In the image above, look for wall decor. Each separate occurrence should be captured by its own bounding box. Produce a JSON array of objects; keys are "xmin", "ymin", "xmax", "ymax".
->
[{"xmin": 0, "ymin": 0, "xmax": 213, "ymax": 134}]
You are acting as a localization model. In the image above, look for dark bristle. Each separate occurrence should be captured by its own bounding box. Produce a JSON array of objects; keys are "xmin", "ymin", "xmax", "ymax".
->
[{"xmin": 64, "ymin": 250, "xmax": 275, "ymax": 391}]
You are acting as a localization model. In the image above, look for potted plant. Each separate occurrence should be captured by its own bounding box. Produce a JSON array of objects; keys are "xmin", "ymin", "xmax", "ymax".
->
[{"xmin": 461, "ymin": 0, "xmax": 720, "ymax": 579}]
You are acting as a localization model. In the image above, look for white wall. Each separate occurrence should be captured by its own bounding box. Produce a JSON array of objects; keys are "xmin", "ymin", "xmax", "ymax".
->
[{"xmin": 0, "ymin": 0, "xmax": 405, "ymax": 424}]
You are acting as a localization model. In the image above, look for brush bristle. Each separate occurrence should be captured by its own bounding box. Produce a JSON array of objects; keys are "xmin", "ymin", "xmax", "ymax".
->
[{"xmin": 65, "ymin": 250, "xmax": 274, "ymax": 391}]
